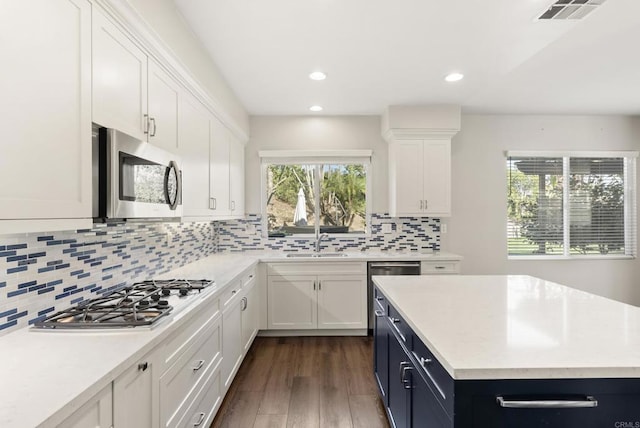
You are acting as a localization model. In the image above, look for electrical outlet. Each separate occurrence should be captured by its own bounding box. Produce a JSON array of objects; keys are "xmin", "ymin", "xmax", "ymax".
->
[
  {"xmin": 381, "ymin": 223, "xmax": 392, "ymax": 234},
  {"xmin": 441, "ymin": 224, "xmax": 448, "ymax": 234},
  {"xmin": 166, "ymin": 232, "xmax": 173, "ymax": 246}
]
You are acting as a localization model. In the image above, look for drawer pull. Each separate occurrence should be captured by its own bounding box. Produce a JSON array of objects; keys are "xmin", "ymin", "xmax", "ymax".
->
[
  {"xmin": 388, "ymin": 316, "xmax": 406, "ymax": 342},
  {"xmin": 193, "ymin": 412, "xmax": 206, "ymax": 426},
  {"xmin": 434, "ymin": 266, "xmax": 446, "ymax": 270},
  {"xmin": 419, "ymin": 356, "xmax": 433, "ymax": 366},
  {"xmin": 412, "ymin": 351, "xmax": 445, "ymax": 399},
  {"xmin": 496, "ymin": 396, "xmax": 598, "ymax": 409},
  {"xmin": 374, "ymin": 309, "xmax": 385, "ymax": 317},
  {"xmin": 192, "ymin": 359, "xmax": 205, "ymax": 372},
  {"xmin": 375, "ymin": 296, "xmax": 384, "ymax": 301}
]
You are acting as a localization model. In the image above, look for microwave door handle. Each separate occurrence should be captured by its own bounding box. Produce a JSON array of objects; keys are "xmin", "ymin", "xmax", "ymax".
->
[{"xmin": 165, "ymin": 160, "xmax": 181, "ymax": 210}]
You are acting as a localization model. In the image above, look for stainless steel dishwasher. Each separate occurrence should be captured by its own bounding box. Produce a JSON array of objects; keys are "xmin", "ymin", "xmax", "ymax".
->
[{"xmin": 367, "ymin": 261, "xmax": 421, "ymax": 331}]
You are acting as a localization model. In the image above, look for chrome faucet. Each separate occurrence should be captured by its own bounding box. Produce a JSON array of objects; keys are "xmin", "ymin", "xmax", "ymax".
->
[{"xmin": 315, "ymin": 232, "xmax": 329, "ymax": 252}]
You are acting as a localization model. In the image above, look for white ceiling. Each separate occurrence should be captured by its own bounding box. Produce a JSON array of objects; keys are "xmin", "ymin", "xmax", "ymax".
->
[{"xmin": 174, "ymin": 0, "xmax": 640, "ymax": 116}]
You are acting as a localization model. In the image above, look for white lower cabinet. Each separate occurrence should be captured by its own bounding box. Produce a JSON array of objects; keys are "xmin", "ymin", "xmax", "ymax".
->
[
  {"xmin": 58, "ymin": 384, "xmax": 112, "ymax": 428},
  {"xmin": 241, "ymin": 276, "xmax": 260, "ymax": 351},
  {"xmin": 266, "ymin": 262, "xmax": 367, "ymax": 330},
  {"xmin": 221, "ymin": 279, "xmax": 243, "ymax": 391},
  {"xmin": 113, "ymin": 354, "xmax": 154, "ymax": 428}
]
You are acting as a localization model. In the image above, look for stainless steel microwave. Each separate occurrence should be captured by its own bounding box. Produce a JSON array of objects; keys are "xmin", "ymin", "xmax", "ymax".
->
[{"xmin": 92, "ymin": 126, "xmax": 182, "ymax": 220}]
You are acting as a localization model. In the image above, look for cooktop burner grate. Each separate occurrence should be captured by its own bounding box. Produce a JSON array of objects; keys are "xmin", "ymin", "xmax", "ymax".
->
[{"xmin": 34, "ymin": 279, "xmax": 214, "ymax": 329}]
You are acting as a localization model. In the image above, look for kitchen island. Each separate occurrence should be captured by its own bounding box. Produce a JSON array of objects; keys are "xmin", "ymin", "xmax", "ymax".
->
[{"xmin": 372, "ymin": 275, "xmax": 640, "ymax": 427}]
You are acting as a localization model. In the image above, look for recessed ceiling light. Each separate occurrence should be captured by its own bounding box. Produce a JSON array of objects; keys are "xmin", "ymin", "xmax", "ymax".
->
[
  {"xmin": 444, "ymin": 72, "xmax": 464, "ymax": 82},
  {"xmin": 309, "ymin": 105, "xmax": 323, "ymax": 112},
  {"xmin": 309, "ymin": 71, "xmax": 327, "ymax": 81}
]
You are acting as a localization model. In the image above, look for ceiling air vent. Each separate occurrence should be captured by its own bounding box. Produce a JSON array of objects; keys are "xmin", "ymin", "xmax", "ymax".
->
[{"xmin": 538, "ymin": 0, "xmax": 607, "ymax": 20}]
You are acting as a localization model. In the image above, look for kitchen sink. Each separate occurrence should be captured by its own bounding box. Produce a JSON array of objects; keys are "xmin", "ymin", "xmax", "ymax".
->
[{"xmin": 285, "ymin": 253, "xmax": 348, "ymax": 258}]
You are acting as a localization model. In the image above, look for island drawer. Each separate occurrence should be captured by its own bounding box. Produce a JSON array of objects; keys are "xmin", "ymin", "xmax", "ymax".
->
[
  {"xmin": 412, "ymin": 335, "xmax": 455, "ymax": 417},
  {"xmin": 421, "ymin": 260, "xmax": 460, "ymax": 274},
  {"xmin": 387, "ymin": 304, "xmax": 411, "ymax": 344}
]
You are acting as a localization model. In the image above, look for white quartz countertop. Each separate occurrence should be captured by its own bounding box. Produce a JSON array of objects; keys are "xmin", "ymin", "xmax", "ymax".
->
[
  {"xmin": 0, "ymin": 254, "xmax": 258, "ymax": 428},
  {"xmin": 0, "ymin": 249, "xmax": 461, "ymax": 427},
  {"xmin": 374, "ymin": 275, "xmax": 640, "ymax": 380}
]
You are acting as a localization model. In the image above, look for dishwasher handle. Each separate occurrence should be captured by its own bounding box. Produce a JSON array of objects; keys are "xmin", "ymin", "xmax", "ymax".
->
[{"xmin": 369, "ymin": 262, "xmax": 422, "ymax": 269}]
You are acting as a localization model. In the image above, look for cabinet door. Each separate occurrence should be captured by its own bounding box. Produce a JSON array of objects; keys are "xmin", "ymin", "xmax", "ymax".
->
[
  {"xmin": 228, "ymin": 134, "xmax": 245, "ymax": 217},
  {"xmin": 222, "ymin": 297, "xmax": 243, "ymax": 390},
  {"xmin": 241, "ymin": 279, "xmax": 259, "ymax": 352},
  {"xmin": 317, "ymin": 275, "xmax": 367, "ymax": 329},
  {"xmin": 148, "ymin": 60, "xmax": 180, "ymax": 151},
  {"xmin": 374, "ymin": 299, "xmax": 389, "ymax": 405},
  {"xmin": 391, "ymin": 140, "xmax": 424, "ymax": 216},
  {"xmin": 209, "ymin": 117, "xmax": 231, "ymax": 216},
  {"xmin": 422, "ymin": 140, "xmax": 451, "ymax": 217},
  {"xmin": 58, "ymin": 383, "xmax": 112, "ymax": 428},
  {"xmin": 92, "ymin": 8, "xmax": 148, "ymax": 141},
  {"xmin": 410, "ymin": 367, "xmax": 451, "ymax": 428},
  {"xmin": 113, "ymin": 357, "xmax": 154, "ymax": 428},
  {"xmin": 267, "ymin": 275, "xmax": 317, "ymax": 329},
  {"xmin": 179, "ymin": 95, "xmax": 212, "ymax": 218},
  {"xmin": 387, "ymin": 328, "xmax": 410, "ymax": 428},
  {"xmin": 0, "ymin": 0, "xmax": 92, "ymax": 229}
]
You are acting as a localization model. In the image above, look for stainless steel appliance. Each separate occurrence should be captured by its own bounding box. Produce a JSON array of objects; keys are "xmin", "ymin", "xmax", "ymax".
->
[
  {"xmin": 93, "ymin": 125, "xmax": 182, "ymax": 220},
  {"xmin": 367, "ymin": 261, "xmax": 421, "ymax": 330},
  {"xmin": 33, "ymin": 279, "xmax": 213, "ymax": 329}
]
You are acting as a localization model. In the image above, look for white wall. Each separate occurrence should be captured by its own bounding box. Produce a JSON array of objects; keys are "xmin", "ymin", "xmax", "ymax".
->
[
  {"xmin": 443, "ymin": 115, "xmax": 640, "ymax": 305},
  {"xmin": 246, "ymin": 116, "xmax": 388, "ymax": 214},
  {"xmin": 126, "ymin": 0, "xmax": 249, "ymax": 134}
]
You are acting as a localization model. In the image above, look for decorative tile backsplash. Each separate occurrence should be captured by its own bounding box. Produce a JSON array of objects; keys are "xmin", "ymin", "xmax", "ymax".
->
[
  {"xmin": 0, "ymin": 214, "xmax": 440, "ymax": 336},
  {"xmin": 0, "ymin": 222, "xmax": 215, "ymax": 336},
  {"xmin": 216, "ymin": 213, "xmax": 440, "ymax": 253}
]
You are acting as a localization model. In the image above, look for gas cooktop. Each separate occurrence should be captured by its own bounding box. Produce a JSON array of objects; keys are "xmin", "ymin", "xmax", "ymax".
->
[{"xmin": 33, "ymin": 279, "xmax": 214, "ymax": 329}]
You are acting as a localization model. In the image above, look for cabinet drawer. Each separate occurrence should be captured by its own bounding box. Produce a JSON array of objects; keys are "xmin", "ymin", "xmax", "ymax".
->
[
  {"xmin": 421, "ymin": 261, "xmax": 460, "ymax": 274},
  {"xmin": 176, "ymin": 364, "xmax": 222, "ymax": 428},
  {"xmin": 373, "ymin": 287, "xmax": 386, "ymax": 313},
  {"xmin": 387, "ymin": 304, "xmax": 411, "ymax": 344},
  {"xmin": 241, "ymin": 268, "xmax": 257, "ymax": 289},
  {"xmin": 268, "ymin": 261, "xmax": 366, "ymax": 276},
  {"xmin": 221, "ymin": 279, "xmax": 242, "ymax": 309},
  {"xmin": 412, "ymin": 335, "xmax": 454, "ymax": 417},
  {"xmin": 160, "ymin": 300, "xmax": 220, "ymax": 372},
  {"xmin": 160, "ymin": 316, "xmax": 221, "ymax": 427}
]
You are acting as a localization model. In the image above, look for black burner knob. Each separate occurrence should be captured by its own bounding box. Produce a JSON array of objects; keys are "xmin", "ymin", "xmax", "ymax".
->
[
  {"xmin": 151, "ymin": 294, "xmax": 161, "ymax": 302},
  {"xmin": 157, "ymin": 300, "xmax": 169, "ymax": 307},
  {"xmin": 162, "ymin": 289, "xmax": 171, "ymax": 296},
  {"xmin": 179, "ymin": 288, "xmax": 189, "ymax": 296},
  {"xmin": 138, "ymin": 300, "xmax": 149, "ymax": 307}
]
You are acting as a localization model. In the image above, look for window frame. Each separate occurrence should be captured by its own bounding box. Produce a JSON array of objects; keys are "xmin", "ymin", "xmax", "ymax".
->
[
  {"xmin": 506, "ymin": 150, "xmax": 638, "ymax": 260},
  {"xmin": 259, "ymin": 150, "xmax": 373, "ymax": 239}
]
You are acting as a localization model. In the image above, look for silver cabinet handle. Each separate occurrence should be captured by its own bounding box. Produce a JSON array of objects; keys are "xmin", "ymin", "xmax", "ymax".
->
[
  {"xmin": 313, "ymin": 281, "xmax": 316, "ymax": 291},
  {"xmin": 434, "ymin": 266, "xmax": 446, "ymax": 270},
  {"xmin": 420, "ymin": 200, "xmax": 423, "ymax": 210},
  {"xmin": 150, "ymin": 117, "xmax": 157, "ymax": 137},
  {"xmin": 399, "ymin": 361, "xmax": 413, "ymax": 389},
  {"xmin": 192, "ymin": 359, "xmax": 205, "ymax": 371},
  {"xmin": 241, "ymin": 297, "xmax": 247, "ymax": 311},
  {"xmin": 412, "ymin": 351, "xmax": 445, "ymax": 399},
  {"xmin": 374, "ymin": 309, "xmax": 384, "ymax": 317},
  {"xmin": 209, "ymin": 198, "xmax": 216, "ymax": 210},
  {"xmin": 388, "ymin": 316, "xmax": 406, "ymax": 342},
  {"xmin": 496, "ymin": 396, "xmax": 598, "ymax": 409},
  {"xmin": 231, "ymin": 200, "xmax": 236, "ymax": 211},
  {"xmin": 193, "ymin": 412, "xmax": 206, "ymax": 426},
  {"xmin": 318, "ymin": 280, "xmax": 321, "ymax": 291},
  {"xmin": 424, "ymin": 199, "xmax": 428, "ymax": 210},
  {"xmin": 375, "ymin": 296, "xmax": 384, "ymax": 301},
  {"xmin": 390, "ymin": 317, "xmax": 401, "ymax": 323},
  {"xmin": 143, "ymin": 114, "xmax": 149, "ymax": 135}
]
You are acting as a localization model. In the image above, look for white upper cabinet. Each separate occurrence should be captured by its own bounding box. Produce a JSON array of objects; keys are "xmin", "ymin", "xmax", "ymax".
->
[
  {"xmin": 229, "ymin": 133, "xmax": 245, "ymax": 217},
  {"xmin": 209, "ymin": 118, "xmax": 231, "ymax": 217},
  {"xmin": 179, "ymin": 95, "xmax": 212, "ymax": 218},
  {"xmin": 0, "ymin": 0, "xmax": 92, "ymax": 233},
  {"xmin": 389, "ymin": 139, "xmax": 451, "ymax": 217},
  {"xmin": 383, "ymin": 106, "xmax": 460, "ymax": 218},
  {"xmin": 92, "ymin": 8, "xmax": 148, "ymax": 141},
  {"xmin": 147, "ymin": 61, "xmax": 180, "ymax": 151}
]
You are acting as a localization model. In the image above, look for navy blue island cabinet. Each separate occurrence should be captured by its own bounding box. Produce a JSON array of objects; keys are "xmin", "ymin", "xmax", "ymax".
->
[{"xmin": 373, "ymin": 285, "xmax": 640, "ymax": 428}]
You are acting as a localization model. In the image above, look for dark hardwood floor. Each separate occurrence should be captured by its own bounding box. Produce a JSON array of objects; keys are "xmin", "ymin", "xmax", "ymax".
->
[{"xmin": 211, "ymin": 336, "xmax": 390, "ymax": 428}]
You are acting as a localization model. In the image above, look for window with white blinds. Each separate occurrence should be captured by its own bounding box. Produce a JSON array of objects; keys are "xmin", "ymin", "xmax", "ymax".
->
[{"xmin": 507, "ymin": 152, "xmax": 637, "ymax": 258}]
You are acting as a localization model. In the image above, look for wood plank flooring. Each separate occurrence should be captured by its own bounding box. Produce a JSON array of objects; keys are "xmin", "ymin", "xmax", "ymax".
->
[{"xmin": 211, "ymin": 336, "xmax": 390, "ymax": 428}]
